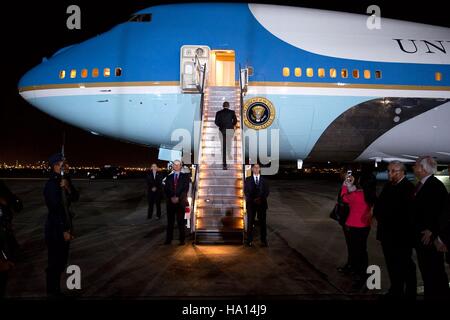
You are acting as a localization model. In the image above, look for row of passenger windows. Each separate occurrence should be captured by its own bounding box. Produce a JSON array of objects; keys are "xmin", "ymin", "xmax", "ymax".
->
[
  {"xmin": 282, "ymin": 67, "xmax": 444, "ymax": 82},
  {"xmin": 282, "ymin": 67, "xmax": 382, "ymax": 80},
  {"xmin": 59, "ymin": 67, "xmax": 122, "ymax": 79}
]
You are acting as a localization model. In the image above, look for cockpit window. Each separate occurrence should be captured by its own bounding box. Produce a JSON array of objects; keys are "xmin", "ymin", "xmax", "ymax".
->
[{"xmin": 128, "ymin": 13, "xmax": 152, "ymax": 22}]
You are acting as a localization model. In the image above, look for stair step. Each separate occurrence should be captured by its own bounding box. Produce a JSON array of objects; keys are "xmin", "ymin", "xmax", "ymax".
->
[
  {"xmin": 200, "ymin": 163, "xmax": 243, "ymax": 170},
  {"xmin": 201, "ymin": 161, "xmax": 243, "ymax": 166},
  {"xmin": 196, "ymin": 216, "xmax": 244, "ymax": 229},
  {"xmin": 197, "ymin": 195, "xmax": 243, "ymax": 202},
  {"xmin": 196, "ymin": 203, "xmax": 242, "ymax": 209},
  {"xmin": 201, "ymin": 136, "xmax": 242, "ymax": 142},
  {"xmin": 200, "ymin": 179, "xmax": 241, "ymax": 186},
  {"xmin": 196, "ymin": 215, "xmax": 244, "ymax": 222},
  {"xmin": 194, "ymin": 231, "xmax": 244, "ymax": 244},
  {"xmin": 200, "ymin": 159, "xmax": 242, "ymax": 164},
  {"xmin": 198, "ymin": 190, "xmax": 243, "ymax": 197},
  {"xmin": 195, "ymin": 227, "xmax": 244, "ymax": 234},
  {"xmin": 196, "ymin": 208, "xmax": 243, "ymax": 217},
  {"xmin": 196, "ymin": 199, "xmax": 243, "ymax": 207},
  {"xmin": 197, "ymin": 194, "xmax": 243, "ymax": 199},
  {"xmin": 199, "ymin": 184, "xmax": 243, "ymax": 190},
  {"xmin": 198, "ymin": 185, "xmax": 242, "ymax": 192},
  {"xmin": 201, "ymin": 146, "xmax": 242, "ymax": 152},
  {"xmin": 200, "ymin": 176, "xmax": 241, "ymax": 182},
  {"xmin": 199, "ymin": 174, "xmax": 241, "ymax": 179},
  {"xmin": 200, "ymin": 153, "xmax": 242, "ymax": 160},
  {"xmin": 199, "ymin": 175, "xmax": 242, "ymax": 180},
  {"xmin": 200, "ymin": 175, "xmax": 241, "ymax": 179},
  {"xmin": 202, "ymin": 141, "xmax": 241, "ymax": 147},
  {"xmin": 204, "ymin": 98, "xmax": 238, "ymax": 101},
  {"xmin": 205, "ymin": 91, "xmax": 239, "ymax": 94}
]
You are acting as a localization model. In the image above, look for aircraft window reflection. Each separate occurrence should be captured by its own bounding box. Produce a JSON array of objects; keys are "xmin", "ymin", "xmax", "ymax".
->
[
  {"xmin": 435, "ymin": 72, "xmax": 442, "ymax": 81},
  {"xmin": 92, "ymin": 68, "xmax": 99, "ymax": 78},
  {"xmin": 306, "ymin": 68, "xmax": 313, "ymax": 77},
  {"xmin": 341, "ymin": 69, "xmax": 348, "ymax": 78},
  {"xmin": 115, "ymin": 68, "xmax": 122, "ymax": 77},
  {"xmin": 375, "ymin": 70, "xmax": 382, "ymax": 79},
  {"xmin": 81, "ymin": 69, "xmax": 88, "ymax": 78},
  {"xmin": 318, "ymin": 68, "xmax": 325, "ymax": 78},
  {"xmin": 329, "ymin": 68, "xmax": 336, "ymax": 78},
  {"xmin": 282, "ymin": 67, "xmax": 290, "ymax": 77},
  {"xmin": 70, "ymin": 69, "xmax": 76, "ymax": 79},
  {"xmin": 128, "ymin": 14, "xmax": 152, "ymax": 22},
  {"xmin": 364, "ymin": 70, "xmax": 371, "ymax": 79},
  {"xmin": 59, "ymin": 70, "xmax": 65, "ymax": 79},
  {"xmin": 352, "ymin": 69, "xmax": 359, "ymax": 79},
  {"xmin": 294, "ymin": 67, "xmax": 301, "ymax": 77},
  {"xmin": 104, "ymin": 68, "xmax": 111, "ymax": 77}
]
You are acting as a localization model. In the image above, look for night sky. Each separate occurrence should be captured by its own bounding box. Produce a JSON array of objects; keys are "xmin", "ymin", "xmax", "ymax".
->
[{"xmin": 1, "ymin": 0, "xmax": 449, "ymax": 167}]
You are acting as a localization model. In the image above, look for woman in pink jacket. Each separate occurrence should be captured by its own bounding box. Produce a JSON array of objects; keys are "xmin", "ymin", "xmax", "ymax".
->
[{"xmin": 341, "ymin": 171, "xmax": 377, "ymax": 289}]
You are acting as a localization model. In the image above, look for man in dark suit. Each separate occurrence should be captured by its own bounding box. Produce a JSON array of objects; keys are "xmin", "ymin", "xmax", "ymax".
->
[
  {"xmin": 244, "ymin": 163, "xmax": 270, "ymax": 247},
  {"xmin": 214, "ymin": 101, "xmax": 237, "ymax": 170},
  {"xmin": 146, "ymin": 163, "xmax": 163, "ymax": 219},
  {"xmin": 374, "ymin": 161, "xmax": 417, "ymax": 299},
  {"xmin": 412, "ymin": 156, "xmax": 449, "ymax": 299},
  {"xmin": 163, "ymin": 160, "xmax": 190, "ymax": 245}
]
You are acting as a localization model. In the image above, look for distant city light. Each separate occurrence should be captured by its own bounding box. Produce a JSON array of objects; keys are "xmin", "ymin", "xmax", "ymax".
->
[{"xmin": 0, "ymin": 161, "xmax": 150, "ymax": 172}]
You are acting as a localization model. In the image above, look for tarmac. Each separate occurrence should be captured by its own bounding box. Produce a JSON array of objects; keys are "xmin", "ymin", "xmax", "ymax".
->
[{"xmin": 2, "ymin": 176, "xmax": 450, "ymax": 299}]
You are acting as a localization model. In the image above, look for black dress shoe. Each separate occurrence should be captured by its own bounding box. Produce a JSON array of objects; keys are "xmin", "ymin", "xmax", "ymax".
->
[{"xmin": 246, "ymin": 241, "xmax": 253, "ymax": 247}]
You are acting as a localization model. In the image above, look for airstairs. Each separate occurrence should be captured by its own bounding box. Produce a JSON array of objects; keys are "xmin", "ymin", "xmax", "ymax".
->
[{"xmin": 193, "ymin": 86, "xmax": 245, "ymax": 243}]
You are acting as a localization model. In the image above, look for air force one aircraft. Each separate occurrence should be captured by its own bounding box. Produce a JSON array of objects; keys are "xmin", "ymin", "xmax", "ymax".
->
[{"xmin": 18, "ymin": 3, "xmax": 450, "ymax": 165}]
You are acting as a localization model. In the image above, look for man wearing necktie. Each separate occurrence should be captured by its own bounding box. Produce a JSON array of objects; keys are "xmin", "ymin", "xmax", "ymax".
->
[
  {"xmin": 244, "ymin": 163, "xmax": 270, "ymax": 247},
  {"xmin": 412, "ymin": 156, "xmax": 449, "ymax": 299},
  {"xmin": 163, "ymin": 160, "xmax": 190, "ymax": 245},
  {"xmin": 146, "ymin": 163, "xmax": 163, "ymax": 220},
  {"xmin": 373, "ymin": 161, "xmax": 416, "ymax": 299}
]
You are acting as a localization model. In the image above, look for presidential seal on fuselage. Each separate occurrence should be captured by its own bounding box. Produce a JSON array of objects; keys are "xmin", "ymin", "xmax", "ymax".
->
[{"xmin": 243, "ymin": 97, "xmax": 275, "ymax": 130}]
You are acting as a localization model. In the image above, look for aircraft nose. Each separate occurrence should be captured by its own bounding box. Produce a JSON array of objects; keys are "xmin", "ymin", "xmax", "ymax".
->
[
  {"xmin": 17, "ymin": 63, "xmax": 42, "ymax": 98},
  {"xmin": 18, "ymin": 58, "xmax": 53, "ymax": 100}
]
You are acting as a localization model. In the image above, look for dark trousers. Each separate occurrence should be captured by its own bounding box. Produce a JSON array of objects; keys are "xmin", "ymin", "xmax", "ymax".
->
[
  {"xmin": 147, "ymin": 191, "xmax": 161, "ymax": 218},
  {"xmin": 247, "ymin": 205, "xmax": 267, "ymax": 243},
  {"xmin": 347, "ymin": 227, "xmax": 370, "ymax": 276},
  {"xmin": 415, "ymin": 240, "xmax": 449, "ymax": 299},
  {"xmin": 381, "ymin": 241, "xmax": 417, "ymax": 297},
  {"xmin": 166, "ymin": 202, "xmax": 185, "ymax": 243},
  {"xmin": 342, "ymin": 225, "xmax": 351, "ymax": 266},
  {"xmin": 219, "ymin": 129, "xmax": 234, "ymax": 166},
  {"xmin": 46, "ymin": 240, "xmax": 70, "ymax": 295}
]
